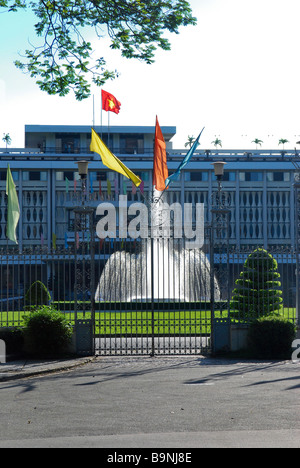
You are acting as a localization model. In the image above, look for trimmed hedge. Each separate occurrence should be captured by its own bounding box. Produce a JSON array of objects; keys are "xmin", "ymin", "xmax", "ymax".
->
[
  {"xmin": 25, "ymin": 281, "xmax": 51, "ymax": 307},
  {"xmin": 231, "ymin": 248, "xmax": 283, "ymax": 320},
  {"xmin": 23, "ymin": 306, "xmax": 73, "ymax": 357},
  {"xmin": 247, "ymin": 315, "xmax": 296, "ymax": 359}
]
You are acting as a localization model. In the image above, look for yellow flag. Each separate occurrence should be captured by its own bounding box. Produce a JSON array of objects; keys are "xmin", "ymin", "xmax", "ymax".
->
[{"xmin": 90, "ymin": 128, "xmax": 141, "ymax": 187}]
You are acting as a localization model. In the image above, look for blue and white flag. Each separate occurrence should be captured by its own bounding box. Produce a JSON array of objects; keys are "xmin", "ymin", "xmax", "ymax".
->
[{"xmin": 165, "ymin": 127, "xmax": 205, "ymax": 187}]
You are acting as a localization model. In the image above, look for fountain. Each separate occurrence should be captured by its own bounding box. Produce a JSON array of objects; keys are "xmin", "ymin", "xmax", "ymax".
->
[
  {"xmin": 95, "ymin": 238, "xmax": 220, "ymax": 302},
  {"xmin": 95, "ymin": 191, "xmax": 220, "ymax": 302}
]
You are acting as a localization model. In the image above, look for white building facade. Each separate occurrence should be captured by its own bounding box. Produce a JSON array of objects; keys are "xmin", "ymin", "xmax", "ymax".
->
[{"xmin": 0, "ymin": 124, "xmax": 297, "ymax": 249}]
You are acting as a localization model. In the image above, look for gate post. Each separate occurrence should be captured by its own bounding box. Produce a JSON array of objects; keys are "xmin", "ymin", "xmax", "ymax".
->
[{"xmin": 75, "ymin": 319, "xmax": 94, "ymax": 356}]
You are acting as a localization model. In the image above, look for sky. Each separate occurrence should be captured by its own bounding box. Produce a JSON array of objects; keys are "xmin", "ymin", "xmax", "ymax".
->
[{"xmin": 1, "ymin": 0, "xmax": 300, "ymax": 150}]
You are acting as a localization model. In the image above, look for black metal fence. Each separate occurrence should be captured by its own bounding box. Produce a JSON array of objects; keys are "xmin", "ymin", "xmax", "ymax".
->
[{"xmin": 0, "ymin": 241, "xmax": 297, "ymax": 355}]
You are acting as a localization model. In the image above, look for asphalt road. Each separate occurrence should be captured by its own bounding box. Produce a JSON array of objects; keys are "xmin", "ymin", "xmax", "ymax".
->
[{"xmin": 0, "ymin": 356, "xmax": 299, "ymax": 448}]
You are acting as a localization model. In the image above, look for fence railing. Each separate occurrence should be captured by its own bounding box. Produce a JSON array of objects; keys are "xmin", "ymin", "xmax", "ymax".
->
[{"xmin": 0, "ymin": 242, "xmax": 297, "ymax": 330}]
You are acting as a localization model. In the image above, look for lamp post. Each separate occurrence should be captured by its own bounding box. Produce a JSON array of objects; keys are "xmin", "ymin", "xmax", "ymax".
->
[
  {"xmin": 211, "ymin": 161, "xmax": 227, "ymax": 209},
  {"xmin": 76, "ymin": 160, "xmax": 89, "ymax": 205},
  {"xmin": 74, "ymin": 160, "xmax": 95, "ymax": 355},
  {"xmin": 210, "ymin": 161, "xmax": 230, "ymax": 354}
]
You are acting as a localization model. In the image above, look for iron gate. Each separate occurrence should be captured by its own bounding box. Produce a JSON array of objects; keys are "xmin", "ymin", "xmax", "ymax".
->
[
  {"xmin": 93, "ymin": 236, "xmax": 214, "ymax": 355},
  {"xmin": 72, "ymin": 191, "xmax": 231, "ymax": 356},
  {"xmin": 90, "ymin": 208, "xmax": 231, "ymax": 356}
]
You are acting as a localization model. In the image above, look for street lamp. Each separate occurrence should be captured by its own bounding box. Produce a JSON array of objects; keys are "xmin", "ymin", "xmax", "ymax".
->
[
  {"xmin": 74, "ymin": 159, "xmax": 95, "ymax": 355},
  {"xmin": 76, "ymin": 160, "xmax": 89, "ymax": 178},
  {"xmin": 212, "ymin": 161, "xmax": 226, "ymax": 179},
  {"xmin": 210, "ymin": 160, "xmax": 230, "ymax": 355},
  {"xmin": 76, "ymin": 160, "xmax": 89, "ymax": 206},
  {"xmin": 211, "ymin": 161, "xmax": 227, "ymax": 209}
]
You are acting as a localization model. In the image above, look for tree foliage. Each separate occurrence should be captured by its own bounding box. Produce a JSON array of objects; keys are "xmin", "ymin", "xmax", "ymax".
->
[
  {"xmin": 2, "ymin": 133, "xmax": 12, "ymax": 147},
  {"xmin": 211, "ymin": 137, "xmax": 222, "ymax": 148},
  {"xmin": 1, "ymin": 0, "xmax": 197, "ymax": 100},
  {"xmin": 278, "ymin": 138, "xmax": 289, "ymax": 150},
  {"xmin": 185, "ymin": 135, "xmax": 195, "ymax": 148},
  {"xmin": 252, "ymin": 138, "xmax": 263, "ymax": 149}
]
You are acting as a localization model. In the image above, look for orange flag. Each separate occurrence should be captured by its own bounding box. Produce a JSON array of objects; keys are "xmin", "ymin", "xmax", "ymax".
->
[{"xmin": 153, "ymin": 116, "xmax": 168, "ymax": 191}]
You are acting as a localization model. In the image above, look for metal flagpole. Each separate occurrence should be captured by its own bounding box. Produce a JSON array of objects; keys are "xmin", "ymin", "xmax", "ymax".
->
[
  {"xmin": 108, "ymin": 111, "xmax": 110, "ymax": 148},
  {"xmin": 101, "ymin": 90, "xmax": 103, "ymax": 139},
  {"xmin": 93, "ymin": 95, "xmax": 95, "ymax": 127}
]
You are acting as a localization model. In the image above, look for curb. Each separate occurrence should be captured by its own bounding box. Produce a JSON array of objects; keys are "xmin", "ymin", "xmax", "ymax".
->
[{"xmin": 0, "ymin": 356, "xmax": 97, "ymax": 382}]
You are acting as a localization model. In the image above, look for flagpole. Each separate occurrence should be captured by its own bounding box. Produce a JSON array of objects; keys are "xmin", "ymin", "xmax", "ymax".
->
[
  {"xmin": 108, "ymin": 111, "xmax": 110, "ymax": 148},
  {"xmin": 93, "ymin": 94, "xmax": 95, "ymax": 128},
  {"xmin": 101, "ymin": 90, "xmax": 103, "ymax": 139}
]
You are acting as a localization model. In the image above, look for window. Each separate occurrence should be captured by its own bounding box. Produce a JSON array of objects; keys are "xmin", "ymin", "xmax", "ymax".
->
[
  {"xmin": 55, "ymin": 133, "xmax": 80, "ymax": 153},
  {"xmin": 186, "ymin": 172, "xmax": 209, "ymax": 181},
  {"xmin": 212, "ymin": 172, "xmax": 235, "ymax": 181},
  {"xmin": 90, "ymin": 171, "xmax": 108, "ymax": 182},
  {"xmin": 267, "ymin": 172, "xmax": 290, "ymax": 182},
  {"xmin": 23, "ymin": 171, "xmax": 47, "ymax": 181},
  {"xmin": 56, "ymin": 171, "xmax": 79, "ymax": 181},
  {"xmin": 120, "ymin": 134, "xmax": 144, "ymax": 154},
  {"xmin": 239, "ymin": 172, "xmax": 263, "ymax": 182},
  {"xmin": 0, "ymin": 171, "xmax": 18, "ymax": 181},
  {"xmin": 134, "ymin": 171, "xmax": 149, "ymax": 181}
]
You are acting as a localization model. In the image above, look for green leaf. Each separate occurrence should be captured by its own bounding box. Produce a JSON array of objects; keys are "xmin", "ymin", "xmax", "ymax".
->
[{"xmin": 3, "ymin": 0, "xmax": 197, "ymax": 99}]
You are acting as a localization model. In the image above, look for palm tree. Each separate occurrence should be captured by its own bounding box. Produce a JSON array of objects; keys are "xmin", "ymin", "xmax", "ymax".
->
[
  {"xmin": 278, "ymin": 138, "xmax": 289, "ymax": 150},
  {"xmin": 2, "ymin": 133, "xmax": 11, "ymax": 148},
  {"xmin": 252, "ymin": 138, "xmax": 263, "ymax": 149},
  {"xmin": 185, "ymin": 135, "xmax": 195, "ymax": 149},
  {"xmin": 211, "ymin": 137, "xmax": 222, "ymax": 149}
]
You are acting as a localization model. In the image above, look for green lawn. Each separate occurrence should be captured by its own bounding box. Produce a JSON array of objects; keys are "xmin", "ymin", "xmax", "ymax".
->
[{"xmin": 0, "ymin": 308, "xmax": 296, "ymax": 336}]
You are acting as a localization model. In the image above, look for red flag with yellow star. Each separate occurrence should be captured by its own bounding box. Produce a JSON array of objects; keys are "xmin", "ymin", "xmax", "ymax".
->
[{"xmin": 101, "ymin": 89, "xmax": 121, "ymax": 114}]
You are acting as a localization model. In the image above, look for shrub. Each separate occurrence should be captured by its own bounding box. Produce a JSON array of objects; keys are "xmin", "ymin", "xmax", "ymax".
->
[
  {"xmin": 247, "ymin": 315, "xmax": 296, "ymax": 359},
  {"xmin": 23, "ymin": 306, "xmax": 73, "ymax": 357},
  {"xmin": 230, "ymin": 248, "xmax": 283, "ymax": 320},
  {"xmin": 25, "ymin": 281, "xmax": 51, "ymax": 308}
]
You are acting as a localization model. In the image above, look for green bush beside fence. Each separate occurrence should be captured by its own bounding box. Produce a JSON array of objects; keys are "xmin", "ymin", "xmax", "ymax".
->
[
  {"xmin": 23, "ymin": 306, "xmax": 73, "ymax": 357},
  {"xmin": 247, "ymin": 315, "xmax": 296, "ymax": 359}
]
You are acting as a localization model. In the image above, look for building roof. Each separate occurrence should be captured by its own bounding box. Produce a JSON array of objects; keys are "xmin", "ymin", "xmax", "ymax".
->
[{"xmin": 25, "ymin": 125, "xmax": 177, "ymax": 140}]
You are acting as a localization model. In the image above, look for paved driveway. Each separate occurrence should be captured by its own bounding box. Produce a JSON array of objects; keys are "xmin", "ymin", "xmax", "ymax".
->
[{"xmin": 0, "ymin": 356, "xmax": 299, "ymax": 448}]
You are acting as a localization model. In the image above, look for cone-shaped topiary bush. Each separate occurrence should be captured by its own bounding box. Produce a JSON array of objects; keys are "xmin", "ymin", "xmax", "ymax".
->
[
  {"xmin": 25, "ymin": 280, "xmax": 51, "ymax": 308},
  {"xmin": 230, "ymin": 248, "xmax": 283, "ymax": 320}
]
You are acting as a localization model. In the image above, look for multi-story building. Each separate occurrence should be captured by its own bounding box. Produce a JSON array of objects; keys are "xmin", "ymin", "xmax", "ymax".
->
[
  {"xmin": 0, "ymin": 124, "xmax": 298, "ymax": 308},
  {"xmin": 0, "ymin": 124, "xmax": 297, "ymax": 249}
]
